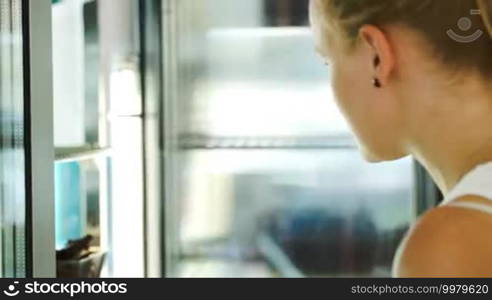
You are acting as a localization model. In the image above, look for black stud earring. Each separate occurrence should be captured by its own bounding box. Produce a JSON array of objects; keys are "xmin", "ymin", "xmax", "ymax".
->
[
  {"xmin": 373, "ymin": 78, "xmax": 381, "ymax": 88},
  {"xmin": 374, "ymin": 56, "xmax": 380, "ymax": 66}
]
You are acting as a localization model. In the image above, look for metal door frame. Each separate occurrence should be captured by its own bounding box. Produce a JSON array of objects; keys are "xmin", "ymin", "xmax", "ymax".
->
[{"xmin": 24, "ymin": 0, "xmax": 56, "ymax": 278}]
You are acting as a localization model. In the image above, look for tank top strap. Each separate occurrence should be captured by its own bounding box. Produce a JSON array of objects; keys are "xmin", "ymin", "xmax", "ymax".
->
[
  {"xmin": 439, "ymin": 161, "xmax": 492, "ymax": 213},
  {"xmin": 445, "ymin": 201, "xmax": 492, "ymax": 215}
]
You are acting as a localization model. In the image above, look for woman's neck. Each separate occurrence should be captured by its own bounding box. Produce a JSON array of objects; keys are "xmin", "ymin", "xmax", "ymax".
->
[
  {"xmin": 412, "ymin": 138, "xmax": 492, "ymax": 195},
  {"xmin": 407, "ymin": 78, "xmax": 492, "ymax": 195}
]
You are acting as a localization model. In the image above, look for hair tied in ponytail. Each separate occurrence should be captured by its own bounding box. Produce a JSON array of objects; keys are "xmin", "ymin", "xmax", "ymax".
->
[{"xmin": 477, "ymin": 0, "xmax": 492, "ymax": 38}]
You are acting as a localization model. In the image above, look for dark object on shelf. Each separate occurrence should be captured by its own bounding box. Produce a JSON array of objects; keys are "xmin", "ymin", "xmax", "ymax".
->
[
  {"xmin": 56, "ymin": 235, "xmax": 106, "ymax": 278},
  {"xmin": 57, "ymin": 251, "xmax": 106, "ymax": 278},
  {"xmin": 56, "ymin": 235, "xmax": 94, "ymax": 260}
]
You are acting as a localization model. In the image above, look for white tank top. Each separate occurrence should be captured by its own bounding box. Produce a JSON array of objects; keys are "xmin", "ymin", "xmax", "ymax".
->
[{"xmin": 439, "ymin": 161, "xmax": 492, "ymax": 214}]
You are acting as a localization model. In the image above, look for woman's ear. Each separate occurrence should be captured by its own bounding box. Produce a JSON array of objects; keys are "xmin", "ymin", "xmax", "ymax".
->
[{"xmin": 359, "ymin": 25, "xmax": 396, "ymax": 87}]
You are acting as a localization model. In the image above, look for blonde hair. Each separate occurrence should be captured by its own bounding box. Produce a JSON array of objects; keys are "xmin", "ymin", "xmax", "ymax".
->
[
  {"xmin": 479, "ymin": 0, "xmax": 492, "ymax": 36},
  {"xmin": 320, "ymin": 0, "xmax": 492, "ymax": 76}
]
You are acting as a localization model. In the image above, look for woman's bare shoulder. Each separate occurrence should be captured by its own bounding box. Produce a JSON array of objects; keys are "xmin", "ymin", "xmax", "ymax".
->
[{"xmin": 392, "ymin": 195, "xmax": 492, "ymax": 278}]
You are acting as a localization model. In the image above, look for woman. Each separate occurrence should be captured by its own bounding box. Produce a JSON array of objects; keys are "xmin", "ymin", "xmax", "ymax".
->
[{"xmin": 309, "ymin": 0, "xmax": 492, "ymax": 277}]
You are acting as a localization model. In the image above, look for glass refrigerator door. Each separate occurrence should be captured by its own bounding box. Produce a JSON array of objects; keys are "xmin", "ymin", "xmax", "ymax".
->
[
  {"xmin": 0, "ymin": 0, "xmax": 27, "ymax": 277},
  {"xmin": 1, "ymin": 0, "xmax": 55, "ymax": 278},
  {"xmin": 52, "ymin": 0, "xmax": 145, "ymax": 278},
  {"xmin": 161, "ymin": 0, "xmax": 441, "ymax": 278}
]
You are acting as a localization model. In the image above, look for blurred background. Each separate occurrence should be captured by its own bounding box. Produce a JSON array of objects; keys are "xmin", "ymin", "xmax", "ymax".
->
[
  {"xmin": 164, "ymin": 0, "xmax": 416, "ymax": 278},
  {"xmin": 0, "ymin": 0, "xmax": 443, "ymax": 278}
]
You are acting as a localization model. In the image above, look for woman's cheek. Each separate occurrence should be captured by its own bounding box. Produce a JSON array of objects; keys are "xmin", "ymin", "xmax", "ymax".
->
[
  {"xmin": 331, "ymin": 67, "xmax": 357, "ymax": 126},
  {"xmin": 331, "ymin": 66, "xmax": 373, "ymax": 148}
]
